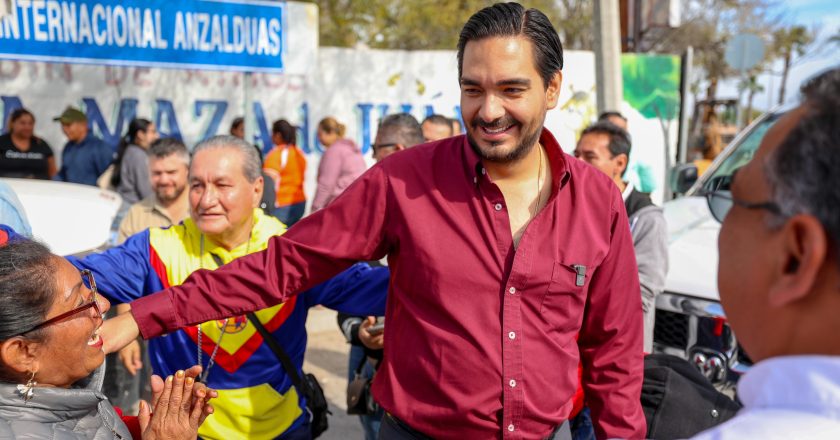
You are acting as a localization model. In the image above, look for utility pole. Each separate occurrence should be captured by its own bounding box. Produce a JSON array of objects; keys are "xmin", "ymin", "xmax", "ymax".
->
[
  {"xmin": 594, "ymin": 0, "xmax": 624, "ymax": 115},
  {"xmin": 244, "ymin": 72, "xmax": 254, "ymax": 147}
]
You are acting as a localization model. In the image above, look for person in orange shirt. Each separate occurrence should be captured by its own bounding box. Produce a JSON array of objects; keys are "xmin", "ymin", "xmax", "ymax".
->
[{"xmin": 263, "ymin": 119, "xmax": 307, "ymax": 226}]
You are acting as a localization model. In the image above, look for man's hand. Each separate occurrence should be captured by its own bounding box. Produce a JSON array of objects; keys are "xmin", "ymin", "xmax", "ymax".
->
[
  {"xmin": 101, "ymin": 311, "xmax": 141, "ymax": 354},
  {"xmin": 358, "ymin": 316, "xmax": 384, "ymax": 350},
  {"xmin": 119, "ymin": 340, "xmax": 143, "ymax": 375}
]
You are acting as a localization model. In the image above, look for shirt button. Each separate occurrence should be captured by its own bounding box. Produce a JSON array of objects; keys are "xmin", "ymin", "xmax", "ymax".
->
[
  {"xmin": 494, "ymin": 203, "xmax": 503, "ymax": 211},
  {"xmin": 508, "ymin": 424, "xmax": 515, "ymax": 432},
  {"xmin": 481, "ymin": 167, "xmax": 486, "ymax": 175},
  {"xmin": 508, "ymin": 287, "xmax": 516, "ymax": 294},
  {"xmin": 508, "ymin": 331, "xmax": 516, "ymax": 340},
  {"xmin": 509, "ymin": 379, "xmax": 517, "ymax": 387},
  {"xmin": 473, "ymin": 177, "xmax": 477, "ymax": 184}
]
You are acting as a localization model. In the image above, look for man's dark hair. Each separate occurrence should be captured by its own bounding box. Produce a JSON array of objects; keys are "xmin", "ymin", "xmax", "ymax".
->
[
  {"xmin": 581, "ymin": 121, "xmax": 632, "ymax": 159},
  {"xmin": 272, "ymin": 119, "xmax": 297, "ymax": 145},
  {"xmin": 765, "ymin": 68, "xmax": 840, "ymax": 256},
  {"xmin": 0, "ymin": 239, "xmax": 55, "ymax": 381},
  {"xmin": 379, "ymin": 113, "xmax": 424, "ymax": 147},
  {"xmin": 148, "ymin": 137, "xmax": 190, "ymax": 164},
  {"xmin": 599, "ymin": 111, "xmax": 627, "ymax": 123},
  {"xmin": 230, "ymin": 117, "xmax": 244, "ymax": 134},
  {"xmin": 457, "ymin": 2, "xmax": 564, "ymax": 88}
]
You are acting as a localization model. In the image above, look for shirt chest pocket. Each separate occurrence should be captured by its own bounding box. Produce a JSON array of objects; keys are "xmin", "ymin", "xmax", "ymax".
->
[{"xmin": 540, "ymin": 261, "xmax": 591, "ymax": 333}]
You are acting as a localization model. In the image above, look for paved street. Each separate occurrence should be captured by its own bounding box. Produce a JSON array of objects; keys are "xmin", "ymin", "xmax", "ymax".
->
[{"xmin": 303, "ymin": 306, "xmax": 364, "ymax": 439}]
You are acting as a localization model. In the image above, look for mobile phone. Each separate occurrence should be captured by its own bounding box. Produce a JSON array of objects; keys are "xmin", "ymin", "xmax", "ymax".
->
[{"xmin": 367, "ymin": 317, "xmax": 385, "ymax": 335}]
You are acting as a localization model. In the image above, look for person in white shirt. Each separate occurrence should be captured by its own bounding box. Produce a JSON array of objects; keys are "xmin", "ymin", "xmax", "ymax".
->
[{"xmin": 692, "ymin": 67, "xmax": 840, "ymax": 439}]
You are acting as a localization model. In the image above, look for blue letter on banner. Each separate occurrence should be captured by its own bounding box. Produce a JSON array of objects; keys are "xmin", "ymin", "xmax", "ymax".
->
[{"xmin": 0, "ymin": 0, "xmax": 286, "ymax": 73}]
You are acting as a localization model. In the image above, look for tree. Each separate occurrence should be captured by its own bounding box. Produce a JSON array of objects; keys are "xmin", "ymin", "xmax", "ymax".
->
[
  {"xmin": 308, "ymin": 0, "xmax": 591, "ymax": 51},
  {"xmin": 552, "ymin": 0, "xmax": 594, "ymax": 51},
  {"xmin": 645, "ymin": 0, "xmax": 779, "ymax": 102},
  {"xmin": 829, "ymin": 27, "xmax": 840, "ymax": 47},
  {"xmin": 738, "ymin": 74, "xmax": 764, "ymax": 125},
  {"xmin": 772, "ymin": 25, "xmax": 815, "ymax": 105}
]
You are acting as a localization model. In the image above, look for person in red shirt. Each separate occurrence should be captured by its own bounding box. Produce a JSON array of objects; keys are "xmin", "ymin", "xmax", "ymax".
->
[{"xmin": 105, "ymin": 3, "xmax": 645, "ymax": 439}]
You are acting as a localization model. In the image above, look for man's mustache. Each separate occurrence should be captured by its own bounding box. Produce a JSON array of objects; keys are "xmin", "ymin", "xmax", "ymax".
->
[{"xmin": 471, "ymin": 115, "xmax": 519, "ymax": 130}]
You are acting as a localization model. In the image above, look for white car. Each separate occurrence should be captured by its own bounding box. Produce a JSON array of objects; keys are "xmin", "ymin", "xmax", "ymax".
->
[
  {"xmin": 1, "ymin": 178, "xmax": 122, "ymax": 256},
  {"xmin": 654, "ymin": 106, "xmax": 789, "ymax": 385}
]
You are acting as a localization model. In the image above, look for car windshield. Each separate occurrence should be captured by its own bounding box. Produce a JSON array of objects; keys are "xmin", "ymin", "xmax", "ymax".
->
[{"xmin": 701, "ymin": 114, "xmax": 781, "ymax": 192}]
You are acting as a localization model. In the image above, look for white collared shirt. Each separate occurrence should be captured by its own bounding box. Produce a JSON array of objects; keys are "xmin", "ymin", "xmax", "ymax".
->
[
  {"xmin": 691, "ymin": 355, "xmax": 840, "ymax": 439},
  {"xmin": 621, "ymin": 180, "xmax": 634, "ymax": 202}
]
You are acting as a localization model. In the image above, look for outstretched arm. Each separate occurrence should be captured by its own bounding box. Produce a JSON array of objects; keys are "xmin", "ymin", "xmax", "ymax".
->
[{"xmin": 129, "ymin": 165, "xmax": 393, "ymax": 339}]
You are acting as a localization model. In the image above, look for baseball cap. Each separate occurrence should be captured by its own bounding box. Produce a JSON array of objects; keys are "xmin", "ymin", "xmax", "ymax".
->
[{"xmin": 53, "ymin": 106, "xmax": 87, "ymax": 124}]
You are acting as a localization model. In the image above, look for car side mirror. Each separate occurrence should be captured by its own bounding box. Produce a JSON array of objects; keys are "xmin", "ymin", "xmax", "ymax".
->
[
  {"xmin": 707, "ymin": 175, "xmax": 731, "ymax": 191},
  {"xmin": 670, "ymin": 163, "xmax": 698, "ymax": 195}
]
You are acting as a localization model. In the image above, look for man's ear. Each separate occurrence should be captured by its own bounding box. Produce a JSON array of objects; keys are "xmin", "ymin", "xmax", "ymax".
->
[
  {"xmin": 768, "ymin": 215, "xmax": 828, "ymax": 307},
  {"xmin": 615, "ymin": 154, "xmax": 629, "ymax": 179},
  {"xmin": 546, "ymin": 71, "xmax": 563, "ymax": 109},
  {"xmin": 0, "ymin": 338, "xmax": 41, "ymax": 379},
  {"xmin": 395, "ymin": 144, "xmax": 406, "ymax": 152},
  {"xmin": 253, "ymin": 176, "xmax": 264, "ymax": 208}
]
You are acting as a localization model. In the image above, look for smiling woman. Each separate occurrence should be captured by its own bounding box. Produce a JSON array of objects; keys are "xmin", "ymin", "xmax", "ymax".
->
[{"xmin": 0, "ymin": 237, "xmax": 217, "ymax": 439}]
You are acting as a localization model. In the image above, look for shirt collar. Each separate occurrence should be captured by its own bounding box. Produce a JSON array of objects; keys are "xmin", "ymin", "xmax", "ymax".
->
[
  {"xmin": 142, "ymin": 196, "xmax": 176, "ymax": 224},
  {"xmin": 462, "ymin": 128, "xmax": 571, "ymax": 192},
  {"xmin": 739, "ymin": 355, "xmax": 840, "ymax": 417},
  {"xmin": 621, "ymin": 181, "xmax": 635, "ymax": 201},
  {"xmin": 187, "ymin": 208, "xmax": 284, "ymax": 261},
  {"xmin": 79, "ymin": 134, "xmax": 95, "ymax": 146}
]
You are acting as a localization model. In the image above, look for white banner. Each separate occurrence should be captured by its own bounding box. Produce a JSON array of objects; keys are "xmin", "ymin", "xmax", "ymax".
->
[{"xmin": 0, "ymin": 45, "xmax": 677, "ymax": 205}]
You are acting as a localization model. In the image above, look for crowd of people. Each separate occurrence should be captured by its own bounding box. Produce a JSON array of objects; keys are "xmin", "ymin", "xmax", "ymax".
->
[
  {"xmin": 1, "ymin": 2, "xmax": 839, "ymax": 440},
  {"xmin": 0, "ymin": 96, "xmax": 464, "ymax": 440}
]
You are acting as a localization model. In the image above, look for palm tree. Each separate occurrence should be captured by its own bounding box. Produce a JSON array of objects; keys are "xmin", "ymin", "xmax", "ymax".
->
[
  {"xmin": 773, "ymin": 26, "xmax": 814, "ymax": 105},
  {"xmin": 739, "ymin": 75, "xmax": 764, "ymax": 126},
  {"xmin": 830, "ymin": 28, "xmax": 840, "ymax": 46}
]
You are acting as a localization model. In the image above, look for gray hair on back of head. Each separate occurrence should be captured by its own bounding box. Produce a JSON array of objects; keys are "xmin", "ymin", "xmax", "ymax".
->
[
  {"xmin": 765, "ymin": 68, "xmax": 840, "ymax": 257},
  {"xmin": 192, "ymin": 135, "xmax": 262, "ymax": 183},
  {"xmin": 378, "ymin": 113, "xmax": 425, "ymax": 147}
]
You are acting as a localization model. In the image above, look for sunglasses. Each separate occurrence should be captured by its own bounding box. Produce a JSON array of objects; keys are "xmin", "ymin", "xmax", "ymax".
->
[
  {"xmin": 706, "ymin": 190, "xmax": 782, "ymax": 224},
  {"xmin": 19, "ymin": 270, "xmax": 103, "ymax": 335},
  {"xmin": 371, "ymin": 143, "xmax": 399, "ymax": 157}
]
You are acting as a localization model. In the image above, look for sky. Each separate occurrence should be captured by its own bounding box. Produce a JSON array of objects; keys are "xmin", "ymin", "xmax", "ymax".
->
[{"xmin": 716, "ymin": 0, "xmax": 840, "ymax": 111}]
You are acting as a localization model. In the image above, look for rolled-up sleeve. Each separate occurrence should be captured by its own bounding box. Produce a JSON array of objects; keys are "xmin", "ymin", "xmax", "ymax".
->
[{"xmin": 578, "ymin": 188, "xmax": 647, "ymax": 439}]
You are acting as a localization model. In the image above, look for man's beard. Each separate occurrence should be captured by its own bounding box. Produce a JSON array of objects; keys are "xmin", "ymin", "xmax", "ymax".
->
[
  {"xmin": 155, "ymin": 184, "xmax": 186, "ymax": 203},
  {"xmin": 466, "ymin": 113, "xmax": 543, "ymax": 164}
]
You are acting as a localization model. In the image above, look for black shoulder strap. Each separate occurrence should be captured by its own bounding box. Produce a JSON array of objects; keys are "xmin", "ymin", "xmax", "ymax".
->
[
  {"xmin": 209, "ymin": 253, "xmax": 310, "ymax": 397},
  {"xmin": 246, "ymin": 311, "xmax": 309, "ymax": 395}
]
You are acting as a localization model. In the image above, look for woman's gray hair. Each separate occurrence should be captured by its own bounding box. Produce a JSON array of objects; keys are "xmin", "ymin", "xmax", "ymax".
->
[
  {"xmin": 191, "ymin": 135, "xmax": 262, "ymax": 183},
  {"xmin": 764, "ymin": 68, "xmax": 840, "ymax": 257}
]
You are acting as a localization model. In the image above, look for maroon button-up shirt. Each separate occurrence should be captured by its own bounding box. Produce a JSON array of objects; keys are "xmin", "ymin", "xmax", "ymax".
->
[{"xmin": 131, "ymin": 129, "xmax": 646, "ymax": 439}]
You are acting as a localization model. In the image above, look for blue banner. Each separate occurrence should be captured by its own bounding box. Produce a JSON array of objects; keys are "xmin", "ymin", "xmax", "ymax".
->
[{"xmin": 0, "ymin": 0, "xmax": 285, "ymax": 72}]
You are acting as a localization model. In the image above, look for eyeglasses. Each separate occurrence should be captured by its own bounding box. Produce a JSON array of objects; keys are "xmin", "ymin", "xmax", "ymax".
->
[
  {"xmin": 19, "ymin": 270, "xmax": 103, "ymax": 335},
  {"xmin": 706, "ymin": 190, "xmax": 782, "ymax": 224},
  {"xmin": 371, "ymin": 143, "xmax": 399, "ymax": 157}
]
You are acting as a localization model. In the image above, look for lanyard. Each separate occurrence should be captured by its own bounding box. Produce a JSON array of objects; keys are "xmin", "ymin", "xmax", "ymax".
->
[{"xmin": 195, "ymin": 232, "xmax": 251, "ymax": 383}]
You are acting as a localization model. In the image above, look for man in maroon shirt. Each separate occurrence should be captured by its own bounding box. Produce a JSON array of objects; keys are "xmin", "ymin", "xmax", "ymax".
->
[{"xmin": 106, "ymin": 3, "xmax": 646, "ymax": 439}]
